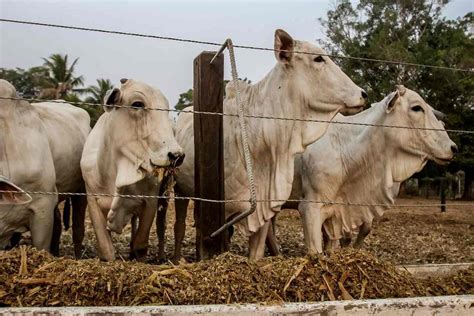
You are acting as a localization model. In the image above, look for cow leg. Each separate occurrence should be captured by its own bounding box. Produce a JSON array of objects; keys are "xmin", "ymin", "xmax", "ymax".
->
[
  {"xmin": 323, "ymin": 228, "xmax": 339, "ymax": 250},
  {"xmin": 130, "ymin": 200, "xmax": 156, "ymax": 261},
  {"xmin": 87, "ymin": 192, "xmax": 115, "ymax": 261},
  {"xmin": 50, "ymin": 205, "xmax": 62, "ymax": 256},
  {"xmin": 339, "ymin": 231, "xmax": 352, "ymax": 248},
  {"xmin": 299, "ymin": 202, "xmax": 325, "ymax": 254},
  {"xmin": 249, "ymin": 220, "xmax": 271, "ymax": 260},
  {"xmin": 353, "ymin": 221, "xmax": 372, "ymax": 248},
  {"xmin": 130, "ymin": 215, "xmax": 138, "ymax": 248},
  {"xmin": 265, "ymin": 217, "xmax": 280, "ymax": 256},
  {"xmin": 173, "ymin": 198, "xmax": 189, "ymax": 263},
  {"xmin": 156, "ymin": 200, "xmax": 167, "ymax": 263},
  {"xmin": 7, "ymin": 232, "xmax": 22, "ymax": 250},
  {"xmin": 71, "ymin": 195, "xmax": 87, "ymax": 258},
  {"xmin": 30, "ymin": 195, "xmax": 57, "ymax": 251}
]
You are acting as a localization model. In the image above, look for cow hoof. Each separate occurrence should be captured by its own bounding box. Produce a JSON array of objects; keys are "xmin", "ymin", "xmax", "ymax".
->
[{"xmin": 129, "ymin": 248, "xmax": 148, "ymax": 261}]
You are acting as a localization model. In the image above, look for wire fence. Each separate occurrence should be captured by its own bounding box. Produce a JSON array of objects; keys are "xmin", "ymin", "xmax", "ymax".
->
[
  {"xmin": 1, "ymin": 96, "xmax": 473, "ymax": 134},
  {"xmin": 0, "ymin": 18, "xmax": 473, "ymax": 211},
  {"xmin": 1, "ymin": 18, "xmax": 473, "ymax": 73},
  {"xmin": 1, "ymin": 190, "xmax": 473, "ymax": 208}
]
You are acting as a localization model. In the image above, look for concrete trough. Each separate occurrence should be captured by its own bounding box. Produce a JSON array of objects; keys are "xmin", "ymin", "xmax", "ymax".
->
[
  {"xmin": 1, "ymin": 295, "xmax": 473, "ymax": 315},
  {"xmin": 399, "ymin": 262, "xmax": 472, "ymax": 279}
]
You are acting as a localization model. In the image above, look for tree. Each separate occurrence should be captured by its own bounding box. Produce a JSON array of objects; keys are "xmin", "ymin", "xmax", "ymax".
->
[
  {"xmin": 76, "ymin": 79, "xmax": 114, "ymax": 126},
  {"xmin": 175, "ymin": 88, "xmax": 193, "ymax": 111},
  {"xmin": 81, "ymin": 79, "xmax": 114, "ymax": 104},
  {"xmin": 320, "ymin": 0, "xmax": 473, "ymax": 199},
  {"xmin": 0, "ymin": 66, "xmax": 49, "ymax": 97},
  {"xmin": 40, "ymin": 54, "xmax": 84, "ymax": 99}
]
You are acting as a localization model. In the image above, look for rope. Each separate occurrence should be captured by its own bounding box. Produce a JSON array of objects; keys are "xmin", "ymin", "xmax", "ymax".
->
[
  {"xmin": 1, "ymin": 18, "xmax": 472, "ymax": 72},
  {"xmin": 2, "ymin": 96, "xmax": 473, "ymax": 134},
  {"xmin": 1, "ymin": 190, "xmax": 473, "ymax": 208},
  {"xmin": 209, "ymin": 39, "xmax": 258, "ymax": 238}
]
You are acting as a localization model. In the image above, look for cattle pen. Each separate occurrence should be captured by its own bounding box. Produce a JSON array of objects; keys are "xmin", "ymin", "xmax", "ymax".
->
[{"xmin": 0, "ymin": 17, "xmax": 473, "ymax": 315}]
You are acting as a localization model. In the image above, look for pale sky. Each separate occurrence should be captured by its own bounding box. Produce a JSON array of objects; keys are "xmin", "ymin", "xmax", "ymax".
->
[{"xmin": 0, "ymin": 0, "xmax": 472, "ymax": 106}]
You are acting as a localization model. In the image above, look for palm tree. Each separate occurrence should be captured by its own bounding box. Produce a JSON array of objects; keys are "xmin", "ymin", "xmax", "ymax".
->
[
  {"xmin": 82, "ymin": 79, "xmax": 114, "ymax": 104},
  {"xmin": 77, "ymin": 79, "xmax": 114, "ymax": 127},
  {"xmin": 40, "ymin": 54, "xmax": 84, "ymax": 99}
]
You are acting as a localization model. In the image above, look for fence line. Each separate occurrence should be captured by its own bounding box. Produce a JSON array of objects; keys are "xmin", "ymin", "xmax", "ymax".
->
[
  {"xmin": 1, "ymin": 96, "xmax": 473, "ymax": 134},
  {"xmin": 1, "ymin": 18, "xmax": 473, "ymax": 73},
  {"xmin": 1, "ymin": 190, "xmax": 473, "ymax": 209}
]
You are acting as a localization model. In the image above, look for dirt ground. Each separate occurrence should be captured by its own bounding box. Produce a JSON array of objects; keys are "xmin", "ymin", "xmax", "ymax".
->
[{"xmin": 57, "ymin": 197, "xmax": 473, "ymax": 265}]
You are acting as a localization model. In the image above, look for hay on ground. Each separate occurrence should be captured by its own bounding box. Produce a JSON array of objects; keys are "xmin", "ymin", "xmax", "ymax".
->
[{"xmin": 0, "ymin": 246, "xmax": 471, "ymax": 307}]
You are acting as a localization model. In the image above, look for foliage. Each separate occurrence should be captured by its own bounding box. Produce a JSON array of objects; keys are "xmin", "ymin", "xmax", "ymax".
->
[
  {"xmin": 320, "ymin": 0, "xmax": 473, "ymax": 198},
  {"xmin": 75, "ymin": 78, "xmax": 114, "ymax": 126},
  {"xmin": 42, "ymin": 54, "xmax": 84, "ymax": 92},
  {"xmin": 175, "ymin": 88, "xmax": 193, "ymax": 111},
  {"xmin": 0, "ymin": 67, "xmax": 49, "ymax": 97},
  {"xmin": 175, "ymin": 77, "xmax": 252, "ymax": 110}
]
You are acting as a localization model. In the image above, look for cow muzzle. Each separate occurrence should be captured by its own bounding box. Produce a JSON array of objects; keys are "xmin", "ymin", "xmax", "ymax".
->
[{"xmin": 168, "ymin": 151, "xmax": 185, "ymax": 167}]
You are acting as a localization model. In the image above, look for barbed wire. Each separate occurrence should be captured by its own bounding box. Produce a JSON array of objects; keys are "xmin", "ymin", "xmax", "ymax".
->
[
  {"xmin": 1, "ymin": 96, "xmax": 473, "ymax": 134},
  {"xmin": 1, "ymin": 189, "xmax": 473, "ymax": 208},
  {"xmin": 0, "ymin": 18, "xmax": 472, "ymax": 73}
]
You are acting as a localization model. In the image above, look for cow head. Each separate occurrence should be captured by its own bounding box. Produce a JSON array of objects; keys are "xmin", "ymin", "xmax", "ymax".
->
[
  {"xmin": 0, "ymin": 176, "xmax": 32, "ymax": 205},
  {"xmin": 103, "ymin": 79, "xmax": 184, "ymax": 188},
  {"xmin": 273, "ymin": 29, "xmax": 367, "ymax": 115},
  {"xmin": 380, "ymin": 85, "xmax": 457, "ymax": 181}
]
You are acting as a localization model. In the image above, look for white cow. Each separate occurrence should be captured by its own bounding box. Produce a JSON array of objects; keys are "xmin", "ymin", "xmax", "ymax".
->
[
  {"xmin": 290, "ymin": 86, "xmax": 457, "ymax": 253},
  {"xmin": 81, "ymin": 78, "xmax": 184, "ymax": 261},
  {"xmin": 33, "ymin": 101, "xmax": 90, "ymax": 257},
  {"xmin": 172, "ymin": 29, "xmax": 367, "ymax": 260},
  {"xmin": 0, "ymin": 79, "xmax": 58, "ymax": 250}
]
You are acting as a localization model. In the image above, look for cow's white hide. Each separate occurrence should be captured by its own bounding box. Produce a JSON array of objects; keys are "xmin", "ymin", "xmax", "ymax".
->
[
  {"xmin": 0, "ymin": 79, "xmax": 58, "ymax": 250},
  {"xmin": 291, "ymin": 86, "xmax": 457, "ymax": 253},
  {"xmin": 81, "ymin": 79, "xmax": 183, "ymax": 261},
  {"xmin": 33, "ymin": 101, "xmax": 91, "ymax": 257},
  {"xmin": 173, "ymin": 29, "xmax": 367, "ymax": 260}
]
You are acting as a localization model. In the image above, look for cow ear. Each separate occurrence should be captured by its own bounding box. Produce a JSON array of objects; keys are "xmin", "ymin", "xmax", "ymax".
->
[
  {"xmin": 0, "ymin": 177, "xmax": 32, "ymax": 205},
  {"xmin": 386, "ymin": 91, "xmax": 400, "ymax": 113},
  {"xmin": 103, "ymin": 88, "xmax": 121, "ymax": 112},
  {"xmin": 274, "ymin": 29, "xmax": 294, "ymax": 64}
]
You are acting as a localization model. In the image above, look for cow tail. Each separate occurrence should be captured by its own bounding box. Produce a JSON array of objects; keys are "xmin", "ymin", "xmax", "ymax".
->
[{"xmin": 63, "ymin": 197, "xmax": 71, "ymax": 231}]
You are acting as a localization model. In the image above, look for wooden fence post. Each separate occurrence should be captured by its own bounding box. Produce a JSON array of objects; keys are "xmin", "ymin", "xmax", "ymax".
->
[{"xmin": 193, "ymin": 51, "xmax": 227, "ymax": 260}]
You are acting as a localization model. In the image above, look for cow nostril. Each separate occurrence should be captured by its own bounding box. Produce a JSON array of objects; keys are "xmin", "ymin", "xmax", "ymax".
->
[
  {"xmin": 361, "ymin": 90, "xmax": 368, "ymax": 100},
  {"xmin": 451, "ymin": 145, "xmax": 458, "ymax": 154},
  {"xmin": 168, "ymin": 152, "xmax": 185, "ymax": 166}
]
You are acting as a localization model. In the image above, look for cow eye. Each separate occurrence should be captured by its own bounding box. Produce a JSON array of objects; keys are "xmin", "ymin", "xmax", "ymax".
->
[
  {"xmin": 314, "ymin": 56, "xmax": 325, "ymax": 63},
  {"xmin": 411, "ymin": 105, "xmax": 424, "ymax": 112},
  {"xmin": 131, "ymin": 101, "xmax": 145, "ymax": 109}
]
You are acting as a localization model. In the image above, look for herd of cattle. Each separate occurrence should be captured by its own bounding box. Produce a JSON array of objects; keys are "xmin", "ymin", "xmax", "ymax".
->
[{"xmin": 0, "ymin": 29, "xmax": 457, "ymax": 263}]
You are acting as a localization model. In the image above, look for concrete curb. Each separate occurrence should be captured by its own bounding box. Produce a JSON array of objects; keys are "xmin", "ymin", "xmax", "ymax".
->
[
  {"xmin": 398, "ymin": 262, "xmax": 472, "ymax": 279},
  {"xmin": 1, "ymin": 295, "xmax": 473, "ymax": 315}
]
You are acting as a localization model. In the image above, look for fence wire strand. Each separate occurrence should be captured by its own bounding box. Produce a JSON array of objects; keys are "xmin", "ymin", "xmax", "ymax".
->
[
  {"xmin": 1, "ymin": 190, "xmax": 472, "ymax": 208},
  {"xmin": 1, "ymin": 96, "xmax": 473, "ymax": 134},
  {"xmin": 1, "ymin": 18, "xmax": 473, "ymax": 72}
]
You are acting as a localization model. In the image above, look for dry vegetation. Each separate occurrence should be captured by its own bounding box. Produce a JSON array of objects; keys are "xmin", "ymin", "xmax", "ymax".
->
[{"xmin": 0, "ymin": 246, "xmax": 472, "ymax": 307}]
